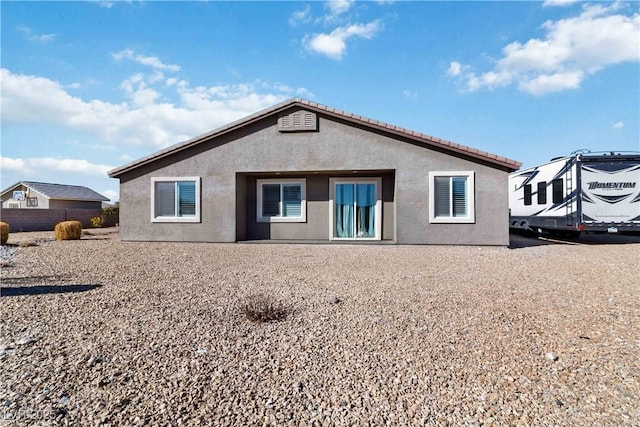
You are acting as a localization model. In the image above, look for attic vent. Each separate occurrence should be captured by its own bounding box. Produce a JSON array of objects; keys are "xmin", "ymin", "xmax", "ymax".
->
[{"xmin": 278, "ymin": 110, "xmax": 318, "ymax": 132}]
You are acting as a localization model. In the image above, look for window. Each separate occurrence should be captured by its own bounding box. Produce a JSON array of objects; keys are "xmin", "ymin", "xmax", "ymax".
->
[
  {"xmin": 330, "ymin": 178, "xmax": 382, "ymax": 240},
  {"xmin": 256, "ymin": 179, "xmax": 306, "ymax": 222},
  {"xmin": 151, "ymin": 177, "xmax": 200, "ymax": 223},
  {"xmin": 552, "ymin": 179, "xmax": 563, "ymax": 204},
  {"xmin": 428, "ymin": 171, "xmax": 475, "ymax": 223},
  {"xmin": 8, "ymin": 202, "xmax": 20, "ymax": 209},
  {"xmin": 537, "ymin": 181, "xmax": 547, "ymax": 204},
  {"xmin": 524, "ymin": 184, "xmax": 532, "ymax": 206}
]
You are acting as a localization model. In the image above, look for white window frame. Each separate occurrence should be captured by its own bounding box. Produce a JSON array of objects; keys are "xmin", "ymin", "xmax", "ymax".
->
[
  {"xmin": 329, "ymin": 177, "xmax": 382, "ymax": 241},
  {"xmin": 256, "ymin": 178, "xmax": 306, "ymax": 223},
  {"xmin": 428, "ymin": 171, "xmax": 475, "ymax": 224},
  {"xmin": 150, "ymin": 177, "xmax": 201, "ymax": 223}
]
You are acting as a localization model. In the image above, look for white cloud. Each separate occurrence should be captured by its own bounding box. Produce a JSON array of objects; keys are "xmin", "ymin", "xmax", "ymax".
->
[
  {"xmin": 1, "ymin": 66, "xmax": 313, "ymax": 149},
  {"xmin": 326, "ymin": 0, "xmax": 354, "ymax": 18},
  {"xmin": 1, "ymin": 156, "xmax": 113, "ymax": 176},
  {"xmin": 612, "ymin": 121, "xmax": 624, "ymax": 129},
  {"xmin": 17, "ymin": 26, "xmax": 56, "ymax": 43},
  {"xmin": 449, "ymin": 3, "xmax": 640, "ymax": 95},
  {"xmin": 447, "ymin": 61, "xmax": 462, "ymax": 77},
  {"xmin": 289, "ymin": 5, "xmax": 312, "ymax": 26},
  {"xmin": 305, "ymin": 20, "xmax": 382, "ymax": 60},
  {"xmin": 543, "ymin": 0, "xmax": 580, "ymax": 7},
  {"xmin": 102, "ymin": 189, "xmax": 119, "ymax": 201},
  {"xmin": 1, "ymin": 157, "xmax": 26, "ymax": 172},
  {"xmin": 402, "ymin": 89, "xmax": 417, "ymax": 99},
  {"xmin": 112, "ymin": 49, "xmax": 181, "ymax": 72}
]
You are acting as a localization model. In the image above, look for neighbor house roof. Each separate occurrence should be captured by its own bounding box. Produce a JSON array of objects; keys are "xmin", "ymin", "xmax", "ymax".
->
[
  {"xmin": 109, "ymin": 98, "xmax": 521, "ymax": 177},
  {"xmin": 1, "ymin": 181, "xmax": 109, "ymax": 202}
]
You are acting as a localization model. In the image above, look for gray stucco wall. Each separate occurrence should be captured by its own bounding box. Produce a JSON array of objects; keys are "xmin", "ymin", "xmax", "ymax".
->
[{"xmin": 116, "ymin": 110, "xmax": 510, "ymax": 245}]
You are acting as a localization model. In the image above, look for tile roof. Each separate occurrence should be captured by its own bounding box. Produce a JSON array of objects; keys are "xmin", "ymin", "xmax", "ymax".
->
[
  {"xmin": 109, "ymin": 98, "xmax": 521, "ymax": 177},
  {"xmin": 2, "ymin": 181, "xmax": 109, "ymax": 202}
]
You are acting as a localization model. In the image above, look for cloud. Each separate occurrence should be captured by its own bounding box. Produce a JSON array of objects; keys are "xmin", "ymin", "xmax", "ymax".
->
[
  {"xmin": 289, "ymin": 5, "xmax": 312, "ymax": 26},
  {"xmin": 1, "ymin": 65, "xmax": 313, "ymax": 149},
  {"xmin": 612, "ymin": 121, "xmax": 624, "ymax": 129},
  {"xmin": 1, "ymin": 156, "xmax": 113, "ymax": 176},
  {"xmin": 305, "ymin": 20, "xmax": 382, "ymax": 60},
  {"xmin": 112, "ymin": 49, "xmax": 181, "ymax": 72},
  {"xmin": 402, "ymin": 89, "xmax": 417, "ymax": 99},
  {"xmin": 102, "ymin": 189, "xmax": 119, "ymax": 201},
  {"xmin": 17, "ymin": 26, "xmax": 56, "ymax": 43},
  {"xmin": 447, "ymin": 61, "xmax": 462, "ymax": 77},
  {"xmin": 449, "ymin": 3, "xmax": 640, "ymax": 95},
  {"xmin": 326, "ymin": 0, "xmax": 354, "ymax": 19},
  {"xmin": 543, "ymin": 0, "xmax": 580, "ymax": 7}
]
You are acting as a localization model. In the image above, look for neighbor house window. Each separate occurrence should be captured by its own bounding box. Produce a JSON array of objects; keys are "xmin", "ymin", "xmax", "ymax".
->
[
  {"xmin": 552, "ymin": 179, "xmax": 563, "ymax": 204},
  {"xmin": 151, "ymin": 177, "xmax": 200, "ymax": 223},
  {"xmin": 256, "ymin": 179, "xmax": 306, "ymax": 222},
  {"xmin": 537, "ymin": 181, "xmax": 547, "ymax": 204},
  {"xmin": 429, "ymin": 171, "xmax": 475, "ymax": 223}
]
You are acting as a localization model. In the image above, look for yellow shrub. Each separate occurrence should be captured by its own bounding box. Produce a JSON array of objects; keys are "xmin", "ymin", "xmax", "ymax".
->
[
  {"xmin": 90, "ymin": 216, "xmax": 104, "ymax": 228},
  {"xmin": 54, "ymin": 221, "xmax": 82, "ymax": 241},
  {"xmin": 0, "ymin": 222, "xmax": 9, "ymax": 245}
]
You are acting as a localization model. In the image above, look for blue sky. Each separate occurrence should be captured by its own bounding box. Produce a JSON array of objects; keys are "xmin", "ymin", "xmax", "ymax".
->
[{"xmin": 2, "ymin": 0, "xmax": 639, "ymax": 202}]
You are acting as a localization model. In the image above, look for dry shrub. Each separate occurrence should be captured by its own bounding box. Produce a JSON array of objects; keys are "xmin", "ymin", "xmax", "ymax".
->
[
  {"xmin": 55, "ymin": 221, "xmax": 82, "ymax": 240},
  {"xmin": 241, "ymin": 293, "xmax": 292, "ymax": 323},
  {"xmin": 0, "ymin": 222, "xmax": 9, "ymax": 245}
]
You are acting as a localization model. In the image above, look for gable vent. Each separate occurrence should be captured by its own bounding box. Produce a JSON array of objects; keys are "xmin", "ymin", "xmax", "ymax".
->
[{"xmin": 278, "ymin": 110, "xmax": 318, "ymax": 132}]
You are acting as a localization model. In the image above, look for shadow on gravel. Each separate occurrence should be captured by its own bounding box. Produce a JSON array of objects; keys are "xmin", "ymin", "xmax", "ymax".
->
[
  {"xmin": 510, "ymin": 232, "xmax": 640, "ymax": 249},
  {"xmin": 0, "ymin": 275, "xmax": 73, "ymax": 285},
  {"xmin": 1, "ymin": 284, "xmax": 102, "ymax": 297}
]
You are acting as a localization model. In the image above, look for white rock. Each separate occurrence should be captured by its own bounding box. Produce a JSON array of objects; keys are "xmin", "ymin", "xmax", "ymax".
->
[{"xmin": 545, "ymin": 352, "xmax": 559, "ymax": 361}]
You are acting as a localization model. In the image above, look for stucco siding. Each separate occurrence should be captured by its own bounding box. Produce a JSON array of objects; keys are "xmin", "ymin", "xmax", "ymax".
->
[{"xmin": 117, "ymin": 111, "xmax": 510, "ymax": 245}]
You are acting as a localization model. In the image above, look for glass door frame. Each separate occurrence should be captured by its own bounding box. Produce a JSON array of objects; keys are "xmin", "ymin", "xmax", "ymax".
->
[{"xmin": 329, "ymin": 177, "xmax": 382, "ymax": 241}]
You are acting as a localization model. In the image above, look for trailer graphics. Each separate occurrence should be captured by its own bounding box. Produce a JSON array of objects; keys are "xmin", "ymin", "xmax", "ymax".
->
[{"xmin": 509, "ymin": 152, "xmax": 640, "ymax": 236}]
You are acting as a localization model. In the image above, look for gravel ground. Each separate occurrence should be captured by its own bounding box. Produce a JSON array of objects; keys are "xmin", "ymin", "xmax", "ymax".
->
[{"xmin": 1, "ymin": 229, "xmax": 639, "ymax": 426}]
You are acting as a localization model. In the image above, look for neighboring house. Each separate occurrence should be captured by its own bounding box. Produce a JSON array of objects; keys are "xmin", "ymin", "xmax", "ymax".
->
[
  {"xmin": 108, "ymin": 98, "xmax": 521, "ymax": 245},
  {"xmin": 0, "ymin": 181, "xmax": 109, "ymax": 209}
]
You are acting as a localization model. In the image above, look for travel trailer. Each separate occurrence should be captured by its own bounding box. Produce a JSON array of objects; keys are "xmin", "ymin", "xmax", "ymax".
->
[{"xmin": 509, "ymin": 151, "xmax": 640, "ymax": 236}]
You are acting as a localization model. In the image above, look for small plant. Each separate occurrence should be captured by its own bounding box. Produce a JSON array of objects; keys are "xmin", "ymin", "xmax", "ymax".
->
[
  {"xmin": 54, "ymin": 221, "xmax": 83, "ymax": 240},
  {"xmin": 0, "ymin": 222, "xmax": 9, "ymax": 245},
  {"xmin": 241, "ymin": 293, "xmax": 292, "ymax": 323},
  {"xmin": 90, "ymin": 216, "xmax": 104, "ymax": 228}
]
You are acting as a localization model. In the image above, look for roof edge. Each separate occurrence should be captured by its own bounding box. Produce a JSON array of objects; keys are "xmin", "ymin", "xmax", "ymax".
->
[{"xmin": 109, "ymin": 98, "xmax": 521, "ymax": 177}]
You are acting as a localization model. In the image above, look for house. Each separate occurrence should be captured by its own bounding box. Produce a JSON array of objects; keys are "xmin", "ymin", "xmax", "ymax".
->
[
  {"xmin": 108, "ymin": 98, "xmax": 521, "ymax": 245},
  {"xmin": 1, "ymin": 181, "xmax": 109, "ymax": 209}
]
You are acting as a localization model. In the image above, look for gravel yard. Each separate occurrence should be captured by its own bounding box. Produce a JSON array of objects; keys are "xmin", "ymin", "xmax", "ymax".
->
[{"xmin": 1, "ymin": 229, "xmax": 639, "ymax": 426}]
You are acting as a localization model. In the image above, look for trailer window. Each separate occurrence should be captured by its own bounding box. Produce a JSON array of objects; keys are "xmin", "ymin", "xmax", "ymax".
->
[
  {"xmin": 537, "ymin": 181, "xmax": 547, "ymax": 204},
  {"xmin": 552, "ymin": 179, "xmax": 563, "ymax": 204},
  {"xmin": 524, "ymin": 184, "xmax": 532, "ymax": 205}
]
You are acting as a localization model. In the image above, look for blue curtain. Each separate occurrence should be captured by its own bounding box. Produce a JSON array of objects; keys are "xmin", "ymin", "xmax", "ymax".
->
[
  {"xmin": 335, "ymin": 184, "xmax": 354, "ymax": 238},
  {"xmin": 356, "ymin": 184, "xmax": 375, "ymax": 238},
  {"xmin": 336, "ymin": 183, "xmax": 376, "ymax": 238}
]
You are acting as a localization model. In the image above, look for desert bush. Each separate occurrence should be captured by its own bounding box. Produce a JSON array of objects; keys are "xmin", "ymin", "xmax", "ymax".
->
[
  {"xmin": 90, "ymin": 216, "xmax": 104, "ymax": 228},
  {"xmin": 0, "ymin": 222, "xmax": 9, "ymax": 245},
  {"xmin": 241, "ymin": 293, "xmax": 292, "ymax": 323},
  {"xmin": 55, "ymin": 221, "xmax": 82, "ymax": 240}
]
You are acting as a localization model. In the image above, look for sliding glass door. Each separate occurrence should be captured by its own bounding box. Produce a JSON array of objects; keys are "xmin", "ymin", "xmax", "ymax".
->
[{"xmin": 331, "ymin": 178, "xmax": 381, "ymax": 240}]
